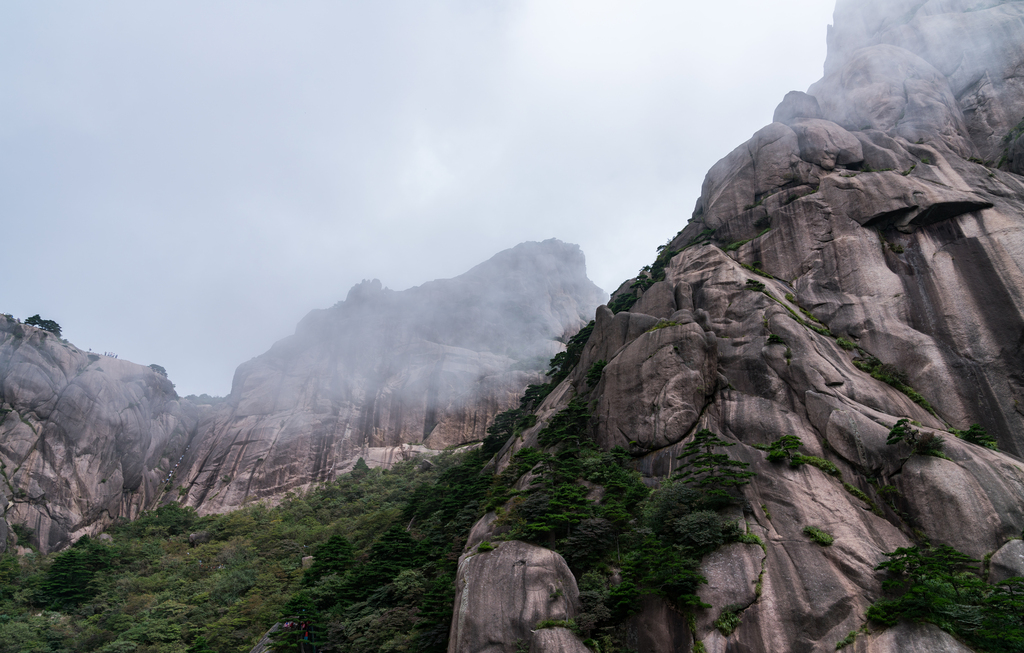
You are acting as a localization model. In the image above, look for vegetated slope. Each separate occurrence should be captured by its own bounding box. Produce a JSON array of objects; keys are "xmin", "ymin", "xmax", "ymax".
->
[
  {"xmin": 0, "ymin": 316, "xmax": 201, "ymax": 553},
  {"xmin": 448, "ymin": 1, "xmax": 1024, "ymax": 652},
  {"xmin": 173, "ymin": 238, "xmax": 604, "ymax": 515},
  {"xmin": 0, "ymin": 448, "xmax": 496, "ymax": 653}
]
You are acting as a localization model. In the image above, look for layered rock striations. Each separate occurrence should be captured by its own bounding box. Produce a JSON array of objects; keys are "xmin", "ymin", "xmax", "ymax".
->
[
  {"xmin": 0, "ymin": 317, "xmax": 200, "ymax": 552},
  {"xmin": 452, "ymin": 1, "xmax": 1024, "ymax": 651},
  {"xmin": 175, "ymin": 239, "xmax": 604, "ymax": 514}
]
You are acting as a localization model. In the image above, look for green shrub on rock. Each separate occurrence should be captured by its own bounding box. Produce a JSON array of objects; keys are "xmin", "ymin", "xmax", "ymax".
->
[
  {"xmin": 864, "ymin": 543, "xmax": 1024, "ymax": 651},
  {"xmin": 792, "ymin": 455, "xmax": 841, "ymax": 477},
  {"xmin": 887, "ymin": 418, "xmax": 947, "ymax": 458},
  {"xmin": 954, "ymin": 423, "xmax": 998, "ymax": 450},
  {"xmin": 803, "ymin": 526, "xmax": 834, "ymax": 546},
  {"xmin": 585, "ymin": 360, "xmax": 608, "ymax": 387},
  {"xmin": 714, "ymin": 604, "xmax": 743, "ymax": 636},
  {"xmin": 854, "ymin": 357, "xmax": 937, "ymax": 415},
  {"xmin": 765, "ymin": 435, "xmax": 802, "ymax": 463}
]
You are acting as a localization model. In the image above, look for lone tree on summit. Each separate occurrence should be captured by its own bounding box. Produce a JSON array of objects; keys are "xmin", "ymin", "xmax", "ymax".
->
[{"xmin": 25, "ymin": 314, "xmax": 61, "ymax": 338}]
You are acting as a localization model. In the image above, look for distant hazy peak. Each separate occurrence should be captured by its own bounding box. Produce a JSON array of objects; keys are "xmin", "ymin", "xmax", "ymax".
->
[{"xmin": 344, "ymin": 278, "xmax": 387, "ymax": 303}]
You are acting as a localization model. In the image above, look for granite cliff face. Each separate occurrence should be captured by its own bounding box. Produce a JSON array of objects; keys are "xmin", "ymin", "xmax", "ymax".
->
[
  {"xmin": 175, "ymin": 239, "xmax": 604, "ymax": 514},
  {"xmin": 451, "ymin": 2, "xmax": 1024, "ymax": 652},
  {"xmin": 0, "ymin": 240, "xmax": 603, "ymax": 549},
  {"xmin": 4, "ymin": 1, "xmax": 1024, "ymax": 649},
  {"xmin": 0, "ymin": 318, "xmax": 200, "ymax": 552}
]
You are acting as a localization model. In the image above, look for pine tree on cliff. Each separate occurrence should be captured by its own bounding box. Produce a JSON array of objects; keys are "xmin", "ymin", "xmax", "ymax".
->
[
  {"xmin": 674, "ymin": 429, "xmax": 755, "ymax": 506},
  {"xmin": 24, "ymin": 314, "xmax": 61, "ymax": 338},
  {"xmin": 351, "ymin": 457, "xmax": 370, "ymax": 478}
]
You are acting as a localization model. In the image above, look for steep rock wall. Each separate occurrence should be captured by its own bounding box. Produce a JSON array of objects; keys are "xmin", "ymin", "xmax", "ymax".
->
[
  {"xmin": 0, "ymin": 240, "xmax": 603, "ymax": 546},
  {"xmin": 454, "ymin": 1, "xmax": 1024, "ymax": 651},
  {"xmin": 0, "ymin": 317, "xmax": 200, "ymax": 552},
  {"xmin": 176, "ymin": 239, "xmax": 604, "ymax": 514}
]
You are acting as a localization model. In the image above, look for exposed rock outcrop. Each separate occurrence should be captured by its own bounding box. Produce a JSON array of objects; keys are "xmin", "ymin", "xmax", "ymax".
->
[
  {"xmin": 448, "ymin": 540, "xmax": 583, "ymax": 653},
  {"xmin": 174, "ymin": 239, "xmax": 604, "ymax": 514},
  {"xmin": 680, "ymin": 0, "xmax": 1024, "ymax": 457},
  {"xmin": 0, "ymin": 240, "xmax": 603, "ymax": 547},
  {"xmin": 825, "ymin": 0, "xmax": 1024, "ymax": 164},
  {"xmin": 454, "ymin": 1, "xmax": 1024, "ymax": 651},
  {"xmin": 0, "ymin": 317, "xmax": 201, "ymax": 552}
]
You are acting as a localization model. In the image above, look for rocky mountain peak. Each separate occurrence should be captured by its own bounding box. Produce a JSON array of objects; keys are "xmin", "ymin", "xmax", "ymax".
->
[
  {"xmin": 0, "ymin": 240, "xmax": 604, "ymax": 549},
  {"xmin": 179, "ymin": 239, "xmax": 604, "ymax": 515},
  {"xmin": 344, "ymin": 278, "xmax": 387, "ymax": 303},
  {"xmin": 451, "ymin": 2, "xmax": 1024, "ymax": 651}
]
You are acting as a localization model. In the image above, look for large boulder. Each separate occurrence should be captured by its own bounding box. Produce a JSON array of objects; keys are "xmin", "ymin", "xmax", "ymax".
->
[
  {"xmin": 594, "ymin": 316, "xmax": 718, "ymax": 452},
  {"xmin": 448, "ymin": 540, "xmax": 580, "ymax": 653},
  {"xmin": 811, "ymin": 44, "xmax": 977, "ymax": 158},
  {"xmin": 989, "ymin": 539, "xmax": 1024, "ymax": 583}
]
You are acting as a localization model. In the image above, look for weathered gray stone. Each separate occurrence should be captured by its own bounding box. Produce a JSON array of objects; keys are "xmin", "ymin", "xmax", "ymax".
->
[
  {"xmin": 465, "ymin": 512, "xmax": 503, "ymax": 552},
  {"xmin": 895, "ymin": 446, "xmax": 1024, "ymax": 558},
  {"xmin": 695, "ymin": 542, "xmax": 764, "ymax": 638},
  {"xmin": 528, "ymin": 627, "xmax": 589, "ymax": 653},
  {"xmin": 0, "ymin": 317, "xmax": 200, "ymax": 553},
  {"xmin": 818, "ymin": 168, "xmax": 992, "ymax": 231},
  {"xmin": 631, "ymin": 281, "xmax": 677, "ymax": 319},
  {"xmin": 989, "ymin": 538, "xmax": 1024, "ymax": 583},
  {"xmin": 448, "ymin": 540, "xmax": 579, "ymax": 653},
  {"xmin": 826, "ymin": 0, "xmax": 1024, "ymax": 160},
  {"xmin": 791, "ymin": 118, "xmax": 864, "ymax": 170},
  {"xmin": 632, "ymin": 8, "xmax": 1024, "ymax": 641},
  {"xmin": 856, "ymin": 622, "xmax": 976, "ymax": 652},
  {"xmin": 594, "ymin": 320, "xmax": 718, "ymax": 452},
  {"xmin": 773, "ymin": 90, "xmax": 822, "ymax": 125},
  {"xmin": 812, "ymin": 44, "xmax": 977, "ymax": 158},
  {"xmin": 174, "ymin": 239, "xmax": 604, "ymax": 516}
]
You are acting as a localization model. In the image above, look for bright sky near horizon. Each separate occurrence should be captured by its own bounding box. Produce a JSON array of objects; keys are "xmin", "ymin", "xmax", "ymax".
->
[{"xmin": 1, "ymin": 1, "xmax": 837, "ymax": 396}]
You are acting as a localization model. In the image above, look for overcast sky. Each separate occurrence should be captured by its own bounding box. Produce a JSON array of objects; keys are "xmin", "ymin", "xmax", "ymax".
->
[{"xmin": 1, "ymin": 1, "xmax": 836, "ymax": 397}]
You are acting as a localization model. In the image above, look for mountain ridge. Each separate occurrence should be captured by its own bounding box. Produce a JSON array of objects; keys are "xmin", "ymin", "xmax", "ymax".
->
[{"xmin": 0, "ymin": 238, "xmax": 604, "ymax": 550}]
